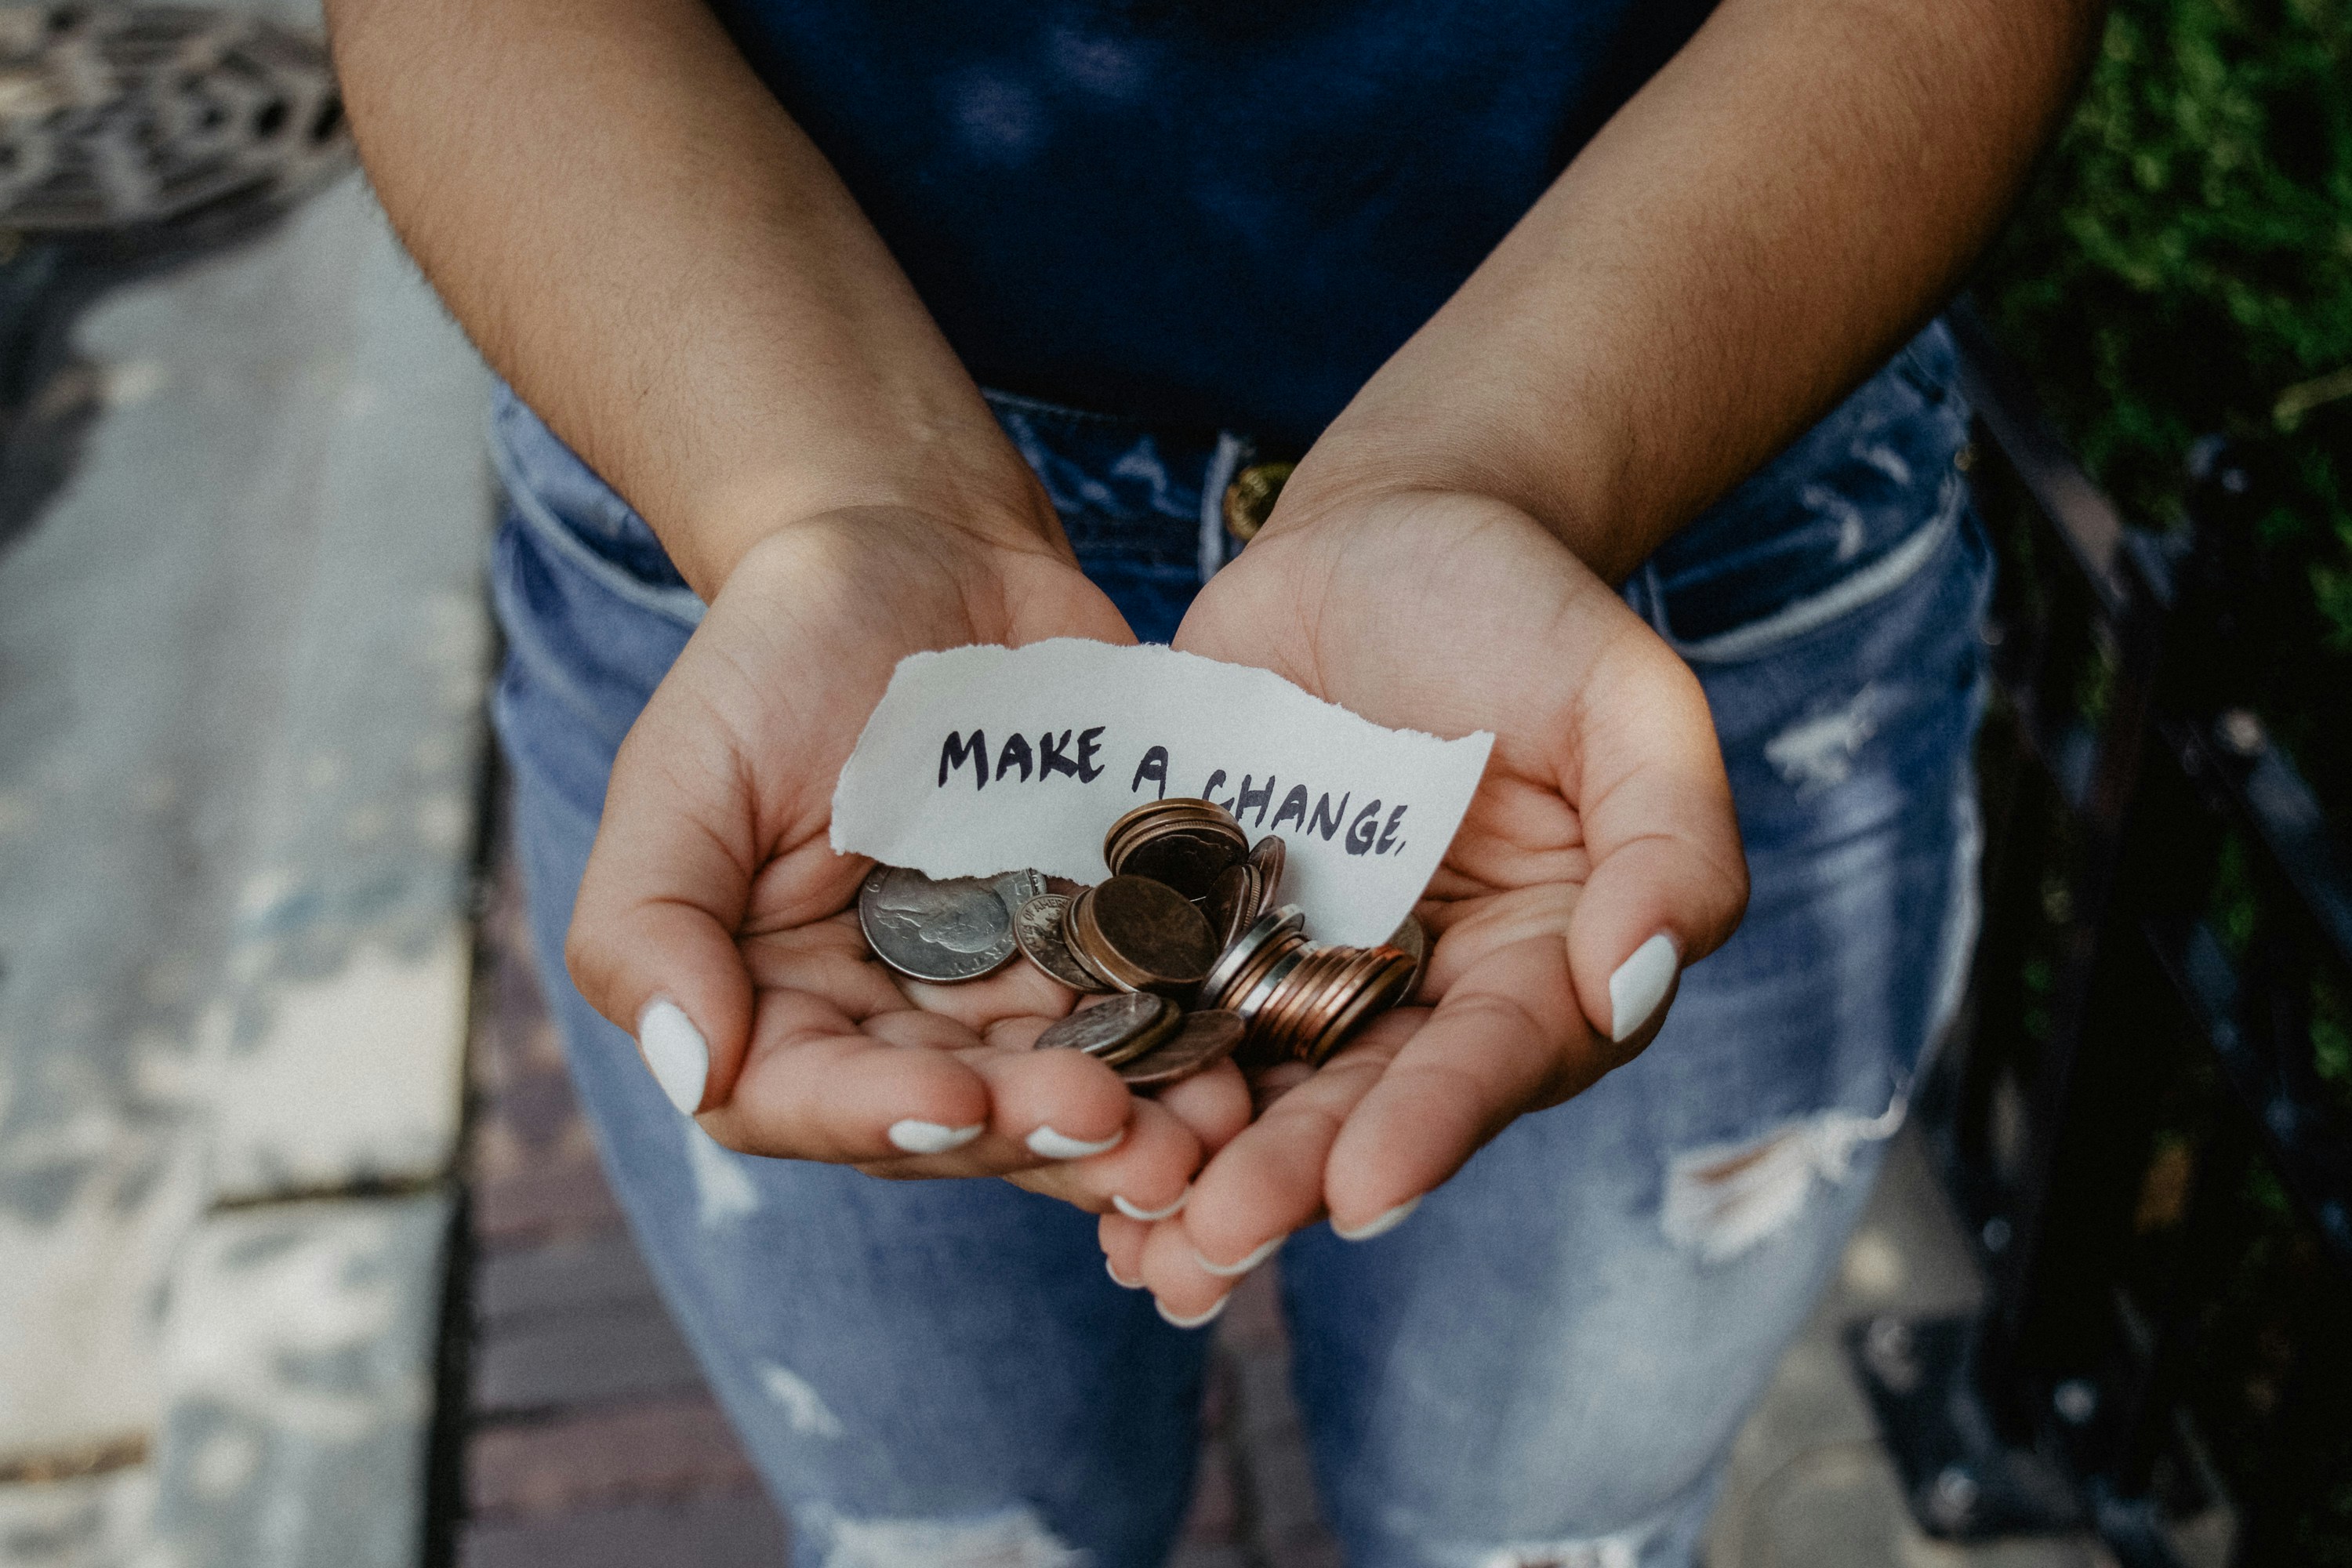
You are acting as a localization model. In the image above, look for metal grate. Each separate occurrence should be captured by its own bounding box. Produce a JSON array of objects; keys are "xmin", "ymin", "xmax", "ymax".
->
[{"xmin": 0, "ymin": 4, "xmax": 347, "ymax": 234}]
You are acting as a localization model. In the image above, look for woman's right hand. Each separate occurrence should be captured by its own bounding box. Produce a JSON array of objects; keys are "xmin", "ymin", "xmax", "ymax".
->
[{"xmin": 564, "ymin": 506, "xmax": 1249, "ymax": 1216}]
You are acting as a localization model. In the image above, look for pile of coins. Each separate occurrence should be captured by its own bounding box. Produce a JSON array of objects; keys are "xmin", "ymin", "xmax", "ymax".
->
[{"xmin": 856, "ymin": 798, "xmax": 1425, "ymax": 1091}]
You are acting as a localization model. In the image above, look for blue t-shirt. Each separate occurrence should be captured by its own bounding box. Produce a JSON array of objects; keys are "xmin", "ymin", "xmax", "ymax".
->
[{"xmin": 711, "ymin": 0, "xmax": 1719, "ymax": 448}]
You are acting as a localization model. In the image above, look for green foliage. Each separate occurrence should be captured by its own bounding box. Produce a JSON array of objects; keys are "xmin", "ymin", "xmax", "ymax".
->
[{"xmin": 1977, "ymin": 0, "xmax": 2352, "ymax": 805}]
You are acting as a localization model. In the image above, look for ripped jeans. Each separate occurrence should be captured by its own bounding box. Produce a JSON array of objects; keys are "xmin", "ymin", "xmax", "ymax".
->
[{"xmin": 487, "ymin": 321, "xmax": 1991, "ymax": 1568}]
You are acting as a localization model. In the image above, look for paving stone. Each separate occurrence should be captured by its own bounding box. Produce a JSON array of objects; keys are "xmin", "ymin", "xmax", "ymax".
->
[
  {"xmin": 0, "ymin": 1468, "xmax": 154, "ymax": 1568},
  {"xmin": 468, "ymin": 1397, "xmax": 756, "ymax": 1519},
  {"xmin": 474, "ymin": 1232, "xmax": 661, "ymax": 1331},
  {"xmin": 457, "ymin": 1489, "xmax": 788, "ymax": 1568},
  {"xmin": 473, "ymin": 1306, "xmax": 706, "ymax": 1417},
  {"xmin": 470, "ymin": 1160, "xmax": 626, "ymax": 1247},
  {"xmin": 0, "ymin": 25, "xmax": 490, "ymax": 1461},
  {"xmin": 144, "ymin": 1191, "xmax": 452, "ymax": 1568}
]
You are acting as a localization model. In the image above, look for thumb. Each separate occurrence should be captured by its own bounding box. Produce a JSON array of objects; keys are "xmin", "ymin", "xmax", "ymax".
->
[
  {"xmin": 564, "ymin": 702, "xmax": 764, "ymax": 1118},
  {"xmin": 1563, "ymin": 635, "xmax": 1748, "ymax": 1052}
]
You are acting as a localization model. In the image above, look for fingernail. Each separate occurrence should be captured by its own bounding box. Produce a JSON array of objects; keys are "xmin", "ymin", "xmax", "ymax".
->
[
  {"xmin": 1195, "ymin": 1235, "xmax": 1282, "ymax": 1278},
  {"xmin": 1334, "ymin": 1196, "xmax": 1422, "ymax": 1241},
  {"xmin": 1026, "ymin": 1125, "xmax": 1125, "ymax": 1160},
  {"xmin": 637, "ymin": 999, "xmax": 708, "ymax": 1116},
  {"xmin": 1112, "ymin": 1187, "xmax": 1191, "ymax": 1222},
  {"xmin": 1608, "ymin": 932, "xmax": 1681, "ymax": 1043},
  {"xmin": 1106, "ymin": 1257, "xmax": 1144, "ymax": 1290},
  {"xmin": 1156, "ymin": 1294, "xmax": 1229, "ymax": 1329},
  {"xmin": 887, "ymin": 1120, "xmax": 984, "ymax": 1155}
]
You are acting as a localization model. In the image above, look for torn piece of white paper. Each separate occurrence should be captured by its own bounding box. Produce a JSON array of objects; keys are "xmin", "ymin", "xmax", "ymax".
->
[{"xmin": 830, "ymin": 639, "xmax": 1494, "ymax": 947}]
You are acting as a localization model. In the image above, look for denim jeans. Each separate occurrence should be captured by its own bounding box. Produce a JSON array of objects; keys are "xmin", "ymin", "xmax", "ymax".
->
[{"xmin": 487, "ymin": 321, "xmax": 1991, "ymax": 1568}]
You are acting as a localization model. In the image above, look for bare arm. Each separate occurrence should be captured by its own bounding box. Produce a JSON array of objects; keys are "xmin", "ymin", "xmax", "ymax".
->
[
  {"xmin": 329, "ymin": 0, "xmax": 1227, "ymax": 1205},
  {"xmin": 1128, "ymin": 0, "xmax": 2103, "ymax": 1315},
  {"xmin": 328, "ymin": 0, "xmax": 1048, "ymax": 595},
  {"xmin": 1279, "ymin": 0, "xmax": 2106, "ymax": 581}
]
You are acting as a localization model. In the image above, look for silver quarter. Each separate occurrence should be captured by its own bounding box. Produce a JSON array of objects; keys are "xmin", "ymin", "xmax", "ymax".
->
[{"xmin": 858, "ymin": 864, "xmax": 1017, "ymax": 982}]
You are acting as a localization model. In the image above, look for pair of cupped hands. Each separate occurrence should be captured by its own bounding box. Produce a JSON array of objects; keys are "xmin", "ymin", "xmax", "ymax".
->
[{"xmin": 568, "ymin": 482, "xmax": 1749, "ymax": 1326}]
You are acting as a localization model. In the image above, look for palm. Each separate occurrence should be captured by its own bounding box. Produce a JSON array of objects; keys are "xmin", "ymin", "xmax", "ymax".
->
[
  {"xmin": 1109, "ymin": 492, "xmax": 1745, "ymax": 1298},
  {"xmin": 572, "ymin": 510, "xmax": 1245, "ymax": 1202}
]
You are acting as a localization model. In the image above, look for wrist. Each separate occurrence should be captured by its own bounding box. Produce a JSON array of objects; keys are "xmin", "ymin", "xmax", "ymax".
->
[
  {"xmin": 1268, "ymin": 405, "xmax": 1652, "ymax": 587},
  {"xmin": 670, "ymin": 464, "xmax": 1065, "ymax": 601}
]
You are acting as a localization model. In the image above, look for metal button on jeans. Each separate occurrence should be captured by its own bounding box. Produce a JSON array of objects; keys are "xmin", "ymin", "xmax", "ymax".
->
[{"xmin": 1221, "ymin": 461, "xmax": 1294, "ymax": 541}]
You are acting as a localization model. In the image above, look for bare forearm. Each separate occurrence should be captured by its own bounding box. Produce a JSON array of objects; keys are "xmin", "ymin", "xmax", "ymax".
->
[
  {"xmin": 1283, "ymin": 0, "xmax": 2103, "ymax": 581},
  {"xmin": 328, "ymin": 0, "xmax": 1046, "ymax": 595}
]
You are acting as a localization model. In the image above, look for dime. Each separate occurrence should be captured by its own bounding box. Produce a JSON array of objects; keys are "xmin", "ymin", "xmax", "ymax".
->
[
  {"xmin": 1072, "ymin": 875, "xmax": 1217, "ymax": 996},
  {"xmin": 858, "ymin": 864, "xmax": 1016, "ymax": 982},
  {"xmin": 1011, "ymin": 894, "xmax": 1114, "ymax": 994},
  {"xmin": 1119, "ymin": 1009, "xmax": 1245, "ymax": 1089},
  {"xmin": 1246, "ymin": 834, "xmax": 1286, "ymax": 918},
  {"xmin": 1033, "ymin": 991, "xmax": 1169, "ymax": 1060},
  {"xmin": 1206, "ymin": 862, "xmax": 1264, "ymax": 952}
]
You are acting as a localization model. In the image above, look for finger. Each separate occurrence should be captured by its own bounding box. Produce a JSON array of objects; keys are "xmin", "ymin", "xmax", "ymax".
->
[
  {"xmin": 703, "ymin": 989, "xmax": 999, "ymax": 1162},
  {"xmin": 566, "ymin": 699, "xmax": 770, "ymax": 1118},
  {"xmin": 963, "ymin": 1035, "xmax": 1139, "ymax": 1163},
  {"xmin": 904, "ymin": 956, "xmax": 1077, "ymax": 1035},
  {"xmin": 1321, "ymin": 937, "xmax": 1594, "ymax": 1228},
  {"xmin": 1098, "ymin": 1211, "xmax": 1149, "ymax": 1289},
  {"xmin": 1137, "ymin": 1216, "xmax": 1242, "ymax": 1328},
  {"xmin": 1007, "ymin": 1097, "xmax": 1201, "ymax": 1217},
  {"xmin": 1562, "ymin": 630, "xmax": 1748, "ymax": 1047},
  {"xmin": 1147, "ymin": 1059, "xmax": 1254, "ymax": 1155},
  {"xmin": 1174, "ymin": 1011, "xmax": 1414, "ymax": 1265}
]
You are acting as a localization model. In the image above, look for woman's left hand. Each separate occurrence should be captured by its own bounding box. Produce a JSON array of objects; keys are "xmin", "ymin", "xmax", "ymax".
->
[{"xmin": 1102, "ymin": 488, "xmax": 1750, "ymax": 1321}]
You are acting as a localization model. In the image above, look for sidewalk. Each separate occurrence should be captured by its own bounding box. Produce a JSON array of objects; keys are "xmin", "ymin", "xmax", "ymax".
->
[{"xmin": 0, "ymin": 13, "xmax": 494, "ymax": 1547}]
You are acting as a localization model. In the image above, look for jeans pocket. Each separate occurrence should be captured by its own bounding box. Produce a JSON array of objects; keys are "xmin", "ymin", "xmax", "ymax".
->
[{"xmin": 1640, "ymin": 321, "xmax": 1973, "ymax": 662}]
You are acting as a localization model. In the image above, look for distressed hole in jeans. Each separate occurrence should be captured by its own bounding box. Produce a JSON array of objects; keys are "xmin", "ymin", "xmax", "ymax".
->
[
  {"xmin": 1661, "ymin": 1098, "xmax": 1905, "ymax": 1264},
  {"xmin": 1472, "ymin": 1533, "xmax": 1639, "ymax": 1568},
  {"xmin": 817, "ymin": 1504, "xmax": 1086, "ymax": 1568}
]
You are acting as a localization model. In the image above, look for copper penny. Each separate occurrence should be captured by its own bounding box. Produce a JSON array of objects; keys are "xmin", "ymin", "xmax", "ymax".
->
[
  {"xmin": 1246, "ymin": 834, "xmax": 1287, "ymax": 917},
  {"xmin": 1081, "ymin": 874, "xmax": 1216, "ymax": 994},
  {"xmin": 1206, "ymin": 862, "xmax": 1264, "ymax": 952}
]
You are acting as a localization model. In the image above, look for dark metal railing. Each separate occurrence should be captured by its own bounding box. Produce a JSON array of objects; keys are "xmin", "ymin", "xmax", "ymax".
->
[{"xmin": 1848, "ymin": 301, "xmax": 2352, "ymax": 1568}]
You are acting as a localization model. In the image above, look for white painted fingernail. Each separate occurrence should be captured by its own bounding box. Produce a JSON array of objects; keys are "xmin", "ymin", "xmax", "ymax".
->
[
  {"xmin": 1195, "ymin": 1235, "xmax": 1282, "ymax": 1278},
  {"xmin": 637, "ymin": 999, "xmax": 708, "ymax": 1116},
  {"xmin": 1112, "ymin": 1187, "xmax": 1191, "ymax": 1222},
  {"xmin": 1026, "ymin": 1125, "xmax": 1125, "ymax": 1160},
  {"xmin": 887, "ymin": 1120, "xmax": 984, "ymax": 1155},
  {"xmin": 1106, "ymin": 1257, "xmax": 1144, "ymax": 1290},
  {"xmin": 1156, "ymin": 1294, "xmax": 1229, "ymax": 1329},
  {"xmin": 1334, "ymin": 1196, "xmax": 1422, "ymax": 1241},
  {"xmin": 1608, "ymin": 932, "xmax": 1681, "ymax": 1042}
]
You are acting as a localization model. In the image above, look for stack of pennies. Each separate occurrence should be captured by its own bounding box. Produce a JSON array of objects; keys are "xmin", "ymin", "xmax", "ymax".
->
[{"xmin": 854, "ymin": 797, "xmax": 1425, "ymax": 1092}]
